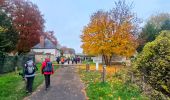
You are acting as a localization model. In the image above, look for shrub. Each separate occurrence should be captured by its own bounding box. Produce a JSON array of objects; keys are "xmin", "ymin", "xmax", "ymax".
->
[{"xmin": 136, "ymin": 30, "xmax": 170, "ymax": 97}]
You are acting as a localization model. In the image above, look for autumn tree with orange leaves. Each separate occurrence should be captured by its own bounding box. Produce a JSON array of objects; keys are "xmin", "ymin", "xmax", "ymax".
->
[
  {"xmin": 81, "ymin": 0, "xmax": 139, "ymax": 65},
  {"xmin": 0, "ymin": 0, "xmax": 4, "ymax": 5},
  {"xmin": 2, "ymin": 0, "xmax": 44, "ymax": 54}
]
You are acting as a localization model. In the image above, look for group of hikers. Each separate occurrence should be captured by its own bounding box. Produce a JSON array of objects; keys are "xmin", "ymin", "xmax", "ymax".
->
[
  {"xmin": 20, "ymin": 57, "xmax": 54, "ymax": 94},
  {"xmin": 20, "ymin": 56, "xmax": 84, "ymax": 94},
  {"xmin": 56, "ymin": 56, "xmax": 82, "ymax": 64}
]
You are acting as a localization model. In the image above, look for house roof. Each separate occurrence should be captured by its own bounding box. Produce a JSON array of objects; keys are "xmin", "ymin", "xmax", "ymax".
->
[
  {"xmin": 32, "ymin": 38, "xmax": 56, "ymax": 49},
  {"xmin": 33, "ymin": 52, "xmax": 54, "ymax": 55}
]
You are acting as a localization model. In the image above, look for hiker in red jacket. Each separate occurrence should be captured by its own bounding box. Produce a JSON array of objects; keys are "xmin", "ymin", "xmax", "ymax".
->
[{"xmin": 41, "ymin": 58, "xmax": 54, "ymax": 90}]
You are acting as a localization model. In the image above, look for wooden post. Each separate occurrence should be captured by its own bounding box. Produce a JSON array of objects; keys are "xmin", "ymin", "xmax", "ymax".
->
[
  {"xmin": 15, "ymin": 66, "xmax": 18, "ymax": 74},
  {"xmin": 86, "ymin": 63, "xmax": 90, "ymax": 72},
  {"xmin": 102, "ymin": 65, "xmax": 106, "ymax": 83}
]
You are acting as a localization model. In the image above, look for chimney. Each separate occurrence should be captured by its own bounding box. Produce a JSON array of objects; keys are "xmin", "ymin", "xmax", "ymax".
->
[{"xmin": 40, "ymin": 35, "xmax": 45, "ymax": 48}]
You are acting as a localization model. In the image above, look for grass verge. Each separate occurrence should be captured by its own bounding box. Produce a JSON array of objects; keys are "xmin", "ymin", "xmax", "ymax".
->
[
  {"xmin": 0, "ymin": 63, "xmax": 59, "ymax": 100},
  {"xmin": 82, "ymin": 61, "xmax": 95, "ymax": 65},
  {"xmin": 79, "ymin": 68, "xmax": 148, "ymax": 100}
]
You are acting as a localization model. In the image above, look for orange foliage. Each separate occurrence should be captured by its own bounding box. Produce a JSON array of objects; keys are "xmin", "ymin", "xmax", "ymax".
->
[
  {"xmin": 81, "ymin": 10, "xmax": 138, "ymax": 60},
  {"xmin": 0, "ymin": 0, "xmax": 4, "ymax": 5},
  {"xmin": 79, "ymin": 65, "xmax": 123, "ymax": 74}
]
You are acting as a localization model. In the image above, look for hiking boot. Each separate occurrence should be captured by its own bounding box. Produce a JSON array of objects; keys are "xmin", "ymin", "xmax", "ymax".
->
[
  {"xmin": 26, "ymin": 91, "xmax": 29, "ymax": 93},
  {"xmin": 28, "ymin": 92, "xmax": 32, "ymax": 95}
]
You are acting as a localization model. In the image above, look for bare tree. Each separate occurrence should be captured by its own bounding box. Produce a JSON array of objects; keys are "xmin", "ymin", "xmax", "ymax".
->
[{"xmin": 110, "ymin": 0, "xmax": 141, "ymax": 36}]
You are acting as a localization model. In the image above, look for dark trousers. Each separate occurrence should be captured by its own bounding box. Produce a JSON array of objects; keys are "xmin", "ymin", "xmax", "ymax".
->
[
  {"xmin": 26, "ymin": 76, "xmax": 34, "ymax": 93},
  {"xmin": 44, "ymin": 75, "xmax": 51, "ymax": 89},
  {"xmin": 57, "ymin": 61, "xmax": 59, "ymax": 64}
]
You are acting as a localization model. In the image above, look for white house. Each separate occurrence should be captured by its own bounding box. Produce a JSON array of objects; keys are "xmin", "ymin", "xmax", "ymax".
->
[
  {"xmin": 31, "ymin": 32, "xmax": 61, "ymax": 62},
  {"xmin": 92, "ymin": 55, "xmax": 127, "ymax": 64}
]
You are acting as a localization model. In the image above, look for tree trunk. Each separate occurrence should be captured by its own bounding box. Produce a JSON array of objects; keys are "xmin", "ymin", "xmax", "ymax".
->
[
  {"xmin": 108, "ymin": 56, "xmax": 112, "ymax": 66},
  {"xmin": 102, "ymin": 55, "xmax": 106, "ymax": 65},
  {"xmin": 103, "ymin": 55, "xmax": 113, "ymax": 66}
]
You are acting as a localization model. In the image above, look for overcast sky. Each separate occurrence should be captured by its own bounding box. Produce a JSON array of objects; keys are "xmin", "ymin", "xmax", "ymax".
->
[{"xmin": 30, "ymin": 0, "xmax": 170, "ymax": 53}]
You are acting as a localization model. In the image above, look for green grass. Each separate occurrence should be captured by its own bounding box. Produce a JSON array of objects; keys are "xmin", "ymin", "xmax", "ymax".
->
[
  {"xmin": 79, "ymin": 69, "xmax": 148, "ymax": 100},
  {"xmin": 82, "ymin": 60, "xmax": 95, "ymax": 65},
  {"xmin": 0, "ymin": 63, "xmax": 59, "ymax": 100},
  {"xmin": 0, "ymin": 72, "xmax": 26, "ymax": 100}
]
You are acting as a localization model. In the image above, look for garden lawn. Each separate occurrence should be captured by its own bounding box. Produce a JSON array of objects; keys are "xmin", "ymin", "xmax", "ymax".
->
[
  {"xmin": 79, "ymin": 66, "xmax": 148, "ymax": 100},
  {"xmin": 0, "ymin": 63, "xmax": 59, "ymax": 100},
  {"xmin": 82, "ymin": 60, "xmax": 95, "ymax": 65}
]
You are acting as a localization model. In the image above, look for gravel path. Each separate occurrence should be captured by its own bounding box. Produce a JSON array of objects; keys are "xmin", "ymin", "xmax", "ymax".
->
[{"xmin": 24, "ymin": 66, "xmax": 86, "ymax": 100}]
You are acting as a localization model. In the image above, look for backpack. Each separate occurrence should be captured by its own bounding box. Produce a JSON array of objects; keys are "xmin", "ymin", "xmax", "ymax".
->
[
  {"xmin": 25, "ymin": 60, "xmax": 35, "ymax": 75},
  {"xmin": 43, "ymin": 62, "xmax": 52, "ymax": 72},
  {"xmin": 61, "ymin": 58, "xmax": 64, "ymax": 62}
]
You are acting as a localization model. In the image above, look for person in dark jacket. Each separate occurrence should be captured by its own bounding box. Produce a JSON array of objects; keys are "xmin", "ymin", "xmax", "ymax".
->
[
  {"xmin": 74, "ymin": 57, "xmax": 78, "ymax": 64},
  {"xmin": 24, "ymin": 57, "xmax": 37, "ymax": 94},
  {"xmin": 67, "ymin": 57, "xmax": 70, "ymax": 64},
  {"xmin": 56, "ymin": 56, "xmax": 60, "ymax": 64},
  {"xmin": 71, "ymin": 57, "xmax": 74, "ymax": 64}
]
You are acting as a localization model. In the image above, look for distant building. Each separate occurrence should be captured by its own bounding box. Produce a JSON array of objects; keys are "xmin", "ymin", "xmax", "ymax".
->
[
  {"xmin": 60, "ymin": 47, "xmax": 75, "ymax": 58},
  {"xmin": 63, "ymin": 50, "xmax": 71, "ymax": 58},
  {"xmin": 31, "ymin": 32, "xmax": 61, "ymax": 62},
  {"xmin": 91, "ymin": 55, "xmax": 127, "ymax": 64}
]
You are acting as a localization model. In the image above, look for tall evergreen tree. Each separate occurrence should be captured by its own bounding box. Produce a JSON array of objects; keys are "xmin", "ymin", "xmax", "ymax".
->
[{"xmin": 0, "ymin": 9, "xmax": 18, "ymax": 54}]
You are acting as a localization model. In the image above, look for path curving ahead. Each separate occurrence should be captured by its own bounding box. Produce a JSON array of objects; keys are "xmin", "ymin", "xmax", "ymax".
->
[{"xmin": 24, "ymin": 66, "xmax": 86, "ymax": 100}]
